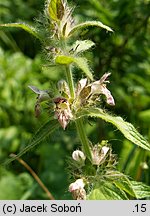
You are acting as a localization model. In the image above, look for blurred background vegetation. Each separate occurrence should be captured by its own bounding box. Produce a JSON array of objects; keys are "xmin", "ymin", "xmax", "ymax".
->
[{"xmin": 0, "ymin": 0, "xmax": 150, "ymax": 199}]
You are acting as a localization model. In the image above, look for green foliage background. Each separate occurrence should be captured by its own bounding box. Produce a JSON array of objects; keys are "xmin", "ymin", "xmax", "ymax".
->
[{"xmin": 0, "ymin": 0, "xmax": 150, "ymax": 199}]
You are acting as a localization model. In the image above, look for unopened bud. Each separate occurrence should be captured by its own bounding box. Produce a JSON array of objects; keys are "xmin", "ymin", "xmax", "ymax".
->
[{"xmin": 72, "ymin": 150, "xmax": 86, "ymax": 162}]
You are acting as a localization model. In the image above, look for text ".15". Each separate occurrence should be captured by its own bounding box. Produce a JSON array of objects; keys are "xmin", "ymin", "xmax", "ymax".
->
[{"xmin": 134, "ymin": 204, "xmax": 146, "ymax": 213}]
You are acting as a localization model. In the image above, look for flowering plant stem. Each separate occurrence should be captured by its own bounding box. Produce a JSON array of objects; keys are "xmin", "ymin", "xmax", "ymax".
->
[
  {"xmin": 65, "ymin": 65, "xmax": 92, "ymax": 161},
  {"xmin": 1, "ymin": 0, "xmax": 149, "ymax": 200},
  {"xmin": 75, "ymin": 117, "xmax": 92, "ymax": 161},
  {"xmin": 65, "ymin": 65, "xmax": 75, "ymax": 99}
]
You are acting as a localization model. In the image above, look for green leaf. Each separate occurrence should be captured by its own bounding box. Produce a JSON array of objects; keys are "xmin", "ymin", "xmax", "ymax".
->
[
  {"xmin": 101, "ymin": 170, "xmax": 136, "ymax": 198},
  {"xmin": 3, "ymin": 119, "xmax": 60, "ymax": 166},
  {"xmin": 47, "ymin": 0, "xmax": 64, "ymax": 21},
  {"xmin": 55, "ymin": 56, "xmax": 93, "ymax": 80},
  {"xmin": 113, "ymin": 173, "xmax": 136, "ymax": 197},
  {"xmin": 87, "ymin": 181, "xmax": 128, "ymax": 200},
  {"xmin": 0, "ymin": 23, "xmax": 41, "ymax": 40},
  {"xmin": 77, "ymin": 107, "xmax": 150, "ymax": 151},
  {"xmin": 74, "ymin": 57, "xmax": 93, "ymax": 80},
  {"xmin": 72, "ymin": 40, "xmax": 95, "ymax": 54},
  {"xmin": 55, "ymin": 55, "xmax": 74, "ymax": 64},
  {"xmin": 131, "ymin": 181, "xmax": 150, "ymax": 199},
  {"xmin": 69, "ymin": 21, "xmax": 113, "ymax": 36}
]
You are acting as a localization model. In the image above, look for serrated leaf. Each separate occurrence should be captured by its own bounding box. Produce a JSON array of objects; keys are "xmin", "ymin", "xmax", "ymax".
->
[
  {"xmin": 72, "ymin": 40, "xmax": 95, "ymax": 54},
  {"xmin": 0, "ymin": 23, "xmax": 41, "ymax": 40},
  {"xmin": 131, "ymin": 181, "xmax": 150, "ymax": 199},
  {"xmin": 74, "ymin": 57, "xmax": 93, "ymax": 80},
  {"xmin": 69, "ymin": 21, "xmax": 113, "ymax": 37},
  {"xmin": 3, "ymin": 119, "xmax": 60, "ymax": 166},
  {"xmin": 55, "ymin": 55, "xmax": 93, "ymax": 80},
  {"xmin": 112, "ymin": 173, "xmax": 136, "ymax": 197},
  {"xmin": 87, "ymin": 181, "xmax": 128, "ymax": 200},
  {"xmin": 48, "ymin": 0, "xmax": 64, "ymax": 21},
  {"xmin": 77, "ymin": 107, "xmax": 150, "ymax": 151}
]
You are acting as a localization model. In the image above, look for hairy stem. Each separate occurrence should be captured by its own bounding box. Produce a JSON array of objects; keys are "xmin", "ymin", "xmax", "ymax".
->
[
  {"xmin": 65, "ymin": 64, "xmax": 92, "ymax": 161},
  {"xmin": 75, "ymin": 118, "xmax": 92, "ymax": 161},
  {"xmin": 65, "ymin": 65, "xmax": 75, "ymax": 99},
  {"xmin": 61, "ymin": 38, "xmax": 91, "ymax": 159}
]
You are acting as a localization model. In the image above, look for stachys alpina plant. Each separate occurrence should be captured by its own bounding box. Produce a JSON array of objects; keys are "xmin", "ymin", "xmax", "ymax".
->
[{"xmin": 1, "ymin": 0, "xmax": 150, "ymax": 200}]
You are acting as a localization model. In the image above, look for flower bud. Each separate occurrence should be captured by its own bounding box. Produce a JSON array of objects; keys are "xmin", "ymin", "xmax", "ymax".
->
[{"xmin": 72, "ymin": 150, "xmax": 86, "ymax": 162}]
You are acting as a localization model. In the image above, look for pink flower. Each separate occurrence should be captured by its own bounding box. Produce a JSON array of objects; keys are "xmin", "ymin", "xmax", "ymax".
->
[
  {"xmin": 69, "ymin": 179, "xmax": 86, "ymax": 200},
  {"xmin": 75, "ymin": 73, "xmax": 115, "ymax": 107},
  {"xmin": 69, "ymin": 179, "xmax": 85, "ymax": 192},
  {"xmin": 91, "ymin": 73, "xmax": 115, "ymax": 106},
  {"xmin": 54, "ymin": 97, "xmax": 73, "ymax": 129}
]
